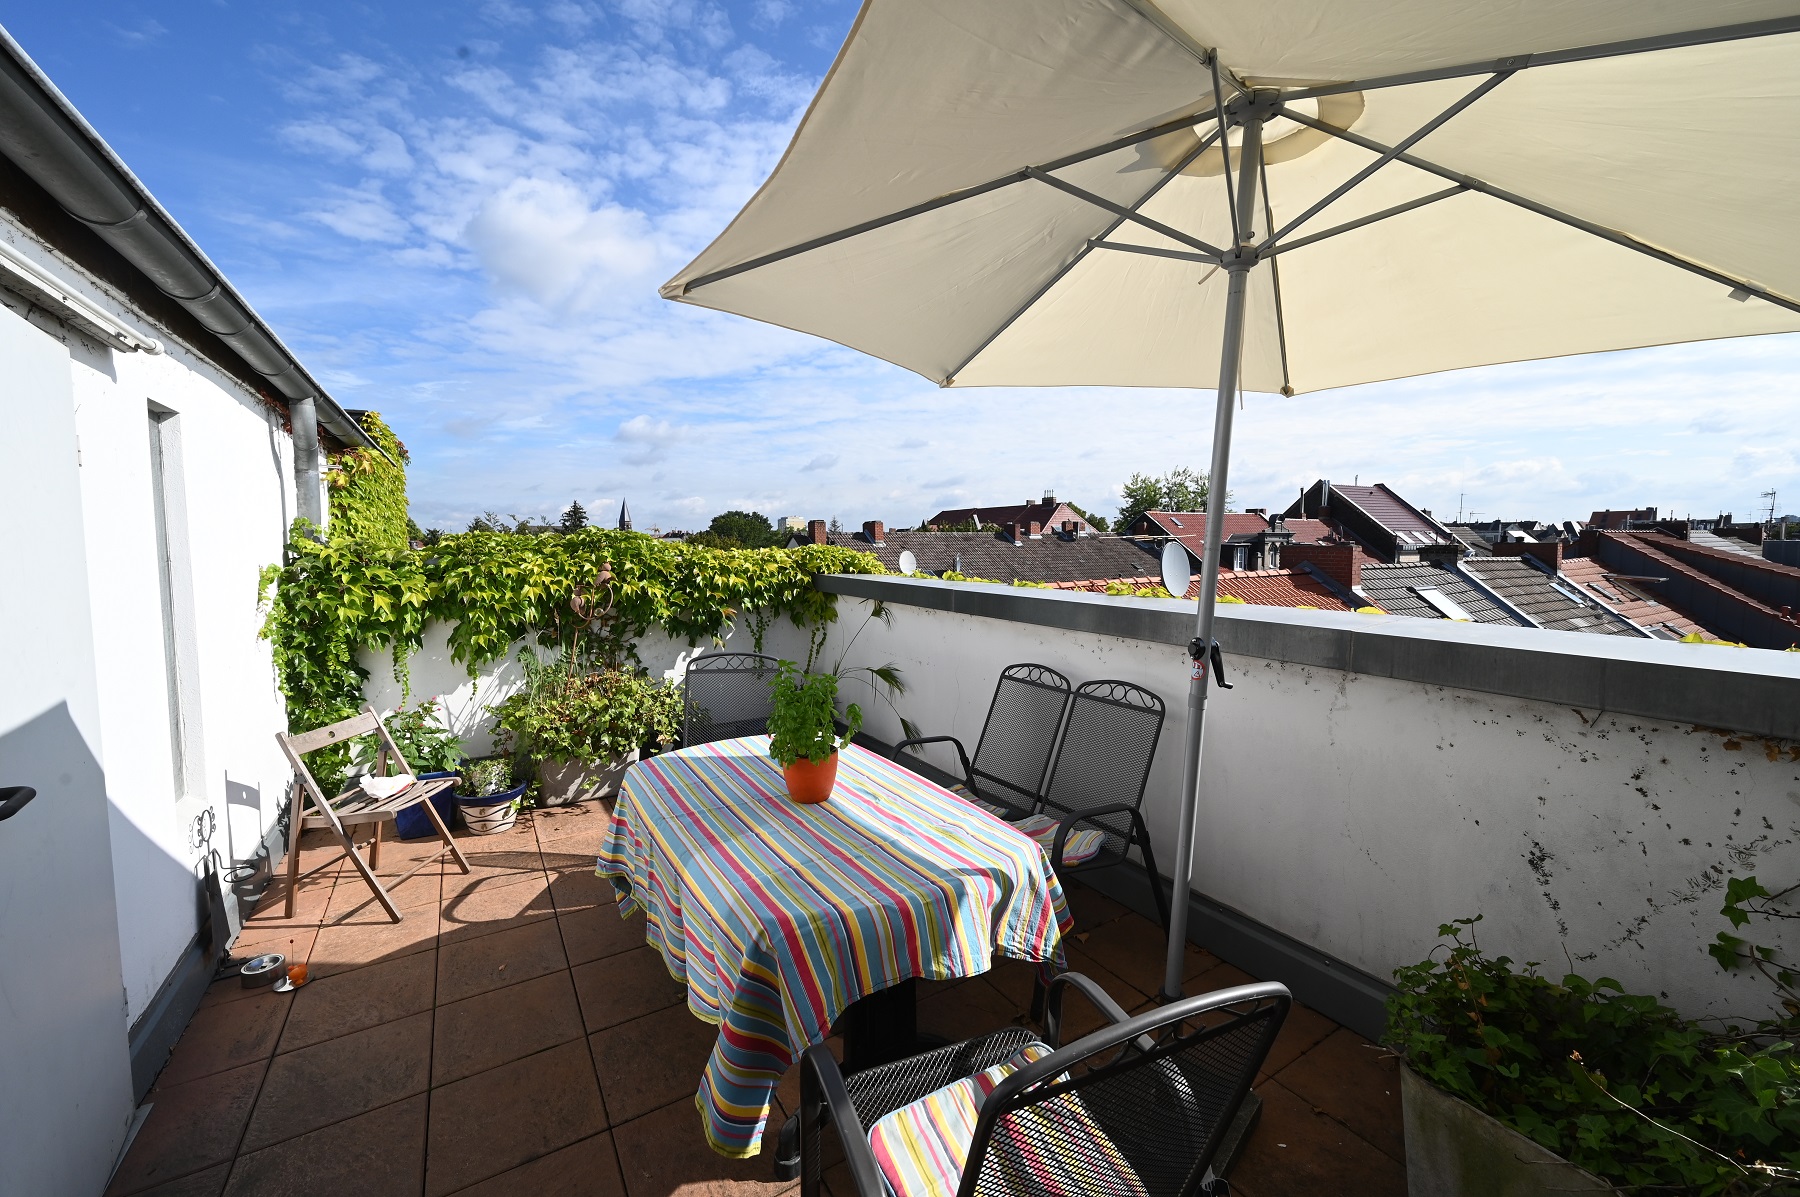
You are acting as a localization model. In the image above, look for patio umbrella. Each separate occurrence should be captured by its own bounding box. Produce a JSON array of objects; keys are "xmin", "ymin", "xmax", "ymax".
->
[{"xmin": 661, "ymin": 0, "xmax": 1800, "ymax": 1002}]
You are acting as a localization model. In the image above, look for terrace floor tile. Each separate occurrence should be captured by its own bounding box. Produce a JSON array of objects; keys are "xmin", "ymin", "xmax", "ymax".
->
[
  {"xmin": 433, "ymin": 969, "xmax": 586, "ymax": 1085},
  {"xmin": 425, "ymin": 1039, "xmax": 607, "ymax": 1197},
  {"xmin": 138, "ymin": 805, "xmax": 1404, "ymax": 1197}
]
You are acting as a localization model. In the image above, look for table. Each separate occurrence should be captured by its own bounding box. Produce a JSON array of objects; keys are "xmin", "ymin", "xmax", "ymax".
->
[{"xmin": 595, "ymin": 735, "xmax": 1071, "ymax": 1158}]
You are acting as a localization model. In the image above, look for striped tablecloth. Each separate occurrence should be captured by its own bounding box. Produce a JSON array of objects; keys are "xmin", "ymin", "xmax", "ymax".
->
[{"xmin": 596, "ymin": 735, "xmax": 1071, "ymax": 1158}]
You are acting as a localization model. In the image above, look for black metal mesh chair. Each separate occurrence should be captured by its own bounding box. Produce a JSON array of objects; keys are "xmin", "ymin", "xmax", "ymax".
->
[
  {"xmin": 1036, "ymin": 679, "xmax": 1168, "ymax": 929},
  {"xmin": 892, "ymin": 663, "xmax": 1073, "ymax": 817},
  {"xmin": 682, "ymin": 652, "xmax": 778, "ymax": 746},
  {"xmin": 801, "ymin": 973, "xmax": 1289, "ymax": 1197}
]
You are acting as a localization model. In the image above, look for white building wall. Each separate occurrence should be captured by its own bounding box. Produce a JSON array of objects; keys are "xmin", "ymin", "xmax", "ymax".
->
[{"xmin": 3, "ymin": 214, "xmax": 300, "ymax": 1025}]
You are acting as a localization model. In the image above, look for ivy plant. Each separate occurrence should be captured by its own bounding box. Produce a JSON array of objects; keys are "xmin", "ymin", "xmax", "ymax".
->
[
  {"xmin": 767, "ymin": 661, "xmax": 862, "ymax": 767},
  {"xmin": 1387, "ymin": 914, "xmax": 1800, "ymax": 1195},
  {"xmin": 326, "ymin": 411, "xmax": 412, "ymax": 551}
]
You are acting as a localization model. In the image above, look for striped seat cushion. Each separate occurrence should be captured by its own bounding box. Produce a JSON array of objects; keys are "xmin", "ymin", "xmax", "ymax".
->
[
  {"xmin": 948, "ymin": 785, "xmax": 1015, "ymax": 821},
  {"xmin": 1013, "ymin": 814, "xmax": 1107, "ymax": 867},
  {"xmin": 867, "ymin": 1042, "xmax": 1146, "ymax": 1197}
]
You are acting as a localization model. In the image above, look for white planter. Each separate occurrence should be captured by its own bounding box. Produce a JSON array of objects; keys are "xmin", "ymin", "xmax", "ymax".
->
[
  {"xmin": 1402, "ymin": 1066, "xmax": 1613, "ymax": 1196},
  {"xmin": 460, "ymin": 799, "xmax": 518, "ymax": 835},
  {"xmin": 537, "ymin": 750, "xmax": 639, "ymax": 806}
]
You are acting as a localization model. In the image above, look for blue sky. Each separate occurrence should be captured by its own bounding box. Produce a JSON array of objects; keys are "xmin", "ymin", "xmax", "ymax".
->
[{"xmin": 6, "ymin": 1, "xmax": 1798, "ymax": 532}]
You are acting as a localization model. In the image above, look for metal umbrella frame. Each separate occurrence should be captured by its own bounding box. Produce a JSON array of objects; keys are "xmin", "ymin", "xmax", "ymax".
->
[{"xmin": 667, "ymin": 6, "xmax": 1800, "ymax": 1001}]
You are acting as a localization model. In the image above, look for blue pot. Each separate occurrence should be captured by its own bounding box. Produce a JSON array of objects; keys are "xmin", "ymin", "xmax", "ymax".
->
[{"xmin": 393, "ymin": 770, "xmax": 461, "ymax": 840}]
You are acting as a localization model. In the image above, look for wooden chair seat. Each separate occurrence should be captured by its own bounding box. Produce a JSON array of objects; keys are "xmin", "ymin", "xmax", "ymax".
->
[
  {"xmin": 303, "ymin": 776, "xmax": 460, "ymax": 830},
  {"xmin": 276, "ymin": 704, "xmax": 470, "ymax": 923}
]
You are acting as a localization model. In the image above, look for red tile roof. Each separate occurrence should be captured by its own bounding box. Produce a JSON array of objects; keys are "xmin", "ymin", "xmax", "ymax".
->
[
  {"xmin": 1331, "ymin": 483, "xmax": 1455, "ymax": 544},
  {"xmin": 1282, "ymin": 518, "xmax": 1336, "ymax": 543},
  {"xmin": 1558, "ymin": 556, "xmax": 1718, "ymax": 640},
  {"xmin": 1141, "ymin": 511, "xmax": 1269, "ymax": 540},
  {"xmin": 1052, "ymin": 568, "xmax": 1355, "ymax": 611}
]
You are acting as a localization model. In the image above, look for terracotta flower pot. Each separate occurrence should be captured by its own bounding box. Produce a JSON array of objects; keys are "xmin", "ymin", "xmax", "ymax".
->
[{"xmin": 783, "ymin": 752, "xmax": 839, "ymax": 804}]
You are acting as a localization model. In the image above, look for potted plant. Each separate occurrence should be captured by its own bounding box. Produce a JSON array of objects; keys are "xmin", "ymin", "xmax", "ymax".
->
[
  {"xmin": 456, "ymin": 757, "xmax": 527, "ymax": 834},
  {"xmin": 767, "ymin": 660, "xmax": 863, "ymax": 804},
  {"xmin": 490, "ymin": 655, "xmax": 682, "ymax": 807},
  {"xmin": 355, "ymin": 699, "xmax": 464, "ymax": 839},
  {"xmin": 1387, "ymin": 904, "xmax": 1800, "ymax": 1196}
]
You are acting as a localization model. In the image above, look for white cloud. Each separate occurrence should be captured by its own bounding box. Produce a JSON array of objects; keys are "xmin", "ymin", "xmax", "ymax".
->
[
  {"xmin": 801, "ymin": 453, "xmax": 838, "ymax": 472},
  {"xmin": 464, "ymin": 177, "xmax": 665, "ymax": 313}
]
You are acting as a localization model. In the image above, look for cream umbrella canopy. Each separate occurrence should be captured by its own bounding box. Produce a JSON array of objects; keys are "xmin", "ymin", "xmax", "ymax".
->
[{"xmin": 662, "ymin": 0, "xmax": 1800, "ymax": 1002}]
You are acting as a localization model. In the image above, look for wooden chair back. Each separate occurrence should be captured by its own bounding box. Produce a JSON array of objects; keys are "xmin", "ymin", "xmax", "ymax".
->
[{"xmin": 276, "ymin": 703, "xmax": 416, "ymax": 838}]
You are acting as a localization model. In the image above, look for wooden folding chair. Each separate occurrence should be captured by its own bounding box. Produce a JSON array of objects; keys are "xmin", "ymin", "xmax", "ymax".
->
[{"xmin": 276, "ymin": 703, "xmax": 470, "ymax": 922}]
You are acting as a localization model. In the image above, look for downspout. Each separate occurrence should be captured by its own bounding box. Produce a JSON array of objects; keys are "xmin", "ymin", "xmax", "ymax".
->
[{"xmin": 288, "ymin": 396, "xmax": 323, "ymax": 529}]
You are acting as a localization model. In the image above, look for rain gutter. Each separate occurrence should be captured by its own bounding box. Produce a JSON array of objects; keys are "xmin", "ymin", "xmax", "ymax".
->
[{"xmin": 0, "ymin": 28, "xmax": 376, "ymax": 525}]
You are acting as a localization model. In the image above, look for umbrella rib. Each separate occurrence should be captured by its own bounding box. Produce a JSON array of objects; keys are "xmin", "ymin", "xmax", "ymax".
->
[
  {"xmin": 1263, "ymin": 185, "xmax": 1470, "ymax": 258},
  {"xmin": 1086, "ymin": 242, "xmax": 1215, "ymax": 265},
  {"xmin": 1024, "ymin": 168, "xmax": 1228, "ymax": 259},
  {"xmin": 1283, "ymin": 109, "xmax": 1800, "ymax": 317},
  {"xmin": 1256, "ymin": 71, "xmax": 1510, "ymax": 254},
  {"xmin": 1209, "ymin": 50, "xmax": 1240, "ymax": 239},
  {"xmin": 942, "ymin": 127, "xmax": 1224, "ymax": 385},
  {"xmin": 1277, "ymin": 14, "xmax": 1800, "ymax": 102},
  {"xmin": 677, "ymin": 108, "xmax": 1221, "ymax": 295},
  {"xmin": 1259, "ymin": 155, "xmax": 1293, "ymax": 397}
]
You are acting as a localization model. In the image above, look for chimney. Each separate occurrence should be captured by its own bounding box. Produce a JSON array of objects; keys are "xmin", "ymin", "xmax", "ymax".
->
[
  {"xmin": 1318, "ymin": 479, "xmax": 1332, "ymax": 513},
  {"xmin": 1027, "ymin": 520, "xmax": 1042, "ymax": 538},
  {"xmin": 1062, "ymin": 519, "xmax": 1076, "ymax": 535},
  {"xmin": 1492, "ymin": 539, "xmax": 1563, "ymax": 571},
  {"xmin": 1283, "ymin": 543, "xmax": 1360, "ymax": 590},
  {"xmin": 862, "ymin": 520, "xmax": 886, "ymax": 545},
  {"xmin": 1002, "ymin": 521, "xmax": 1022, "ymax": 544},
  {"xmin": 808, "ymin": 519, "xmax": 827, "ymax": 545},
  {"xmin": 1042, "ymin": 491, "xmax": 1055, "ymax": 504},
  {"xmin": 1417, "ymin": 543, "xmax": 1464, "ymax": 567}
]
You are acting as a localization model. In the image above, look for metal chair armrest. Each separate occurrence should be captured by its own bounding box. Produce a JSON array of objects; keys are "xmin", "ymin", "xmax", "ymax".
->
[
  {"xmin": 801, "ymin": 1044, "xmax": 885, "ymax": 1197},
  {"xmin": 892, "ymin": 735, "xmax": 975, "ymax": 789},
  {"xmin": 1043, "ymin": 970, "xmax": 1135, "ymax": 1049},
  {"xmin": 1046, "ymin": 802, "xmax": 1139, "ymax": 862}
]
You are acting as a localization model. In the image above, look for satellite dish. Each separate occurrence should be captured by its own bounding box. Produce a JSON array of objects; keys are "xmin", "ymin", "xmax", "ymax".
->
[
  {"xmin": 1160, "ymin": 540, "xmax": 1191, "ymax": 598},
  {"xmin": 897, "ymin": 549, "xmax": 918, "ymax": 576}
]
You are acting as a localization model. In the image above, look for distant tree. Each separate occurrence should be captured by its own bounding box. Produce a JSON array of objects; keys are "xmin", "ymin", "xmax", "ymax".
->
[
  {"xmin": 685, "ymin": 530, "xmax": 740, "ymax": 549},
  {"xmin": 1067, "ymin": 502, "xmax": 1110, "ymax": 533},
  {"xmin": 1116, "ymin": 468, "xmax": 1232, "ymax": 535},
  {"xmin": 559, "ymin": 500, "xmax": 589, "ymax": 532},
  {"xmin": 706, "ymin": 510, "xmax": 778, "ymax": 548},
  {"xmin": 829, "ymin": 517, "xmax": 844, "ymax": 535}
]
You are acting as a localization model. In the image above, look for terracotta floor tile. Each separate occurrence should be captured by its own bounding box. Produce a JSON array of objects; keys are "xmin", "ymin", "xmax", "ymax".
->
[
  {"xmin": 309, "ymin": 901, "xmax": 440, "ymax": 979},
  {"xmin": 1257, "ymin": 1001, "xmax": 1339, "ymax": 1081},
  {"xmin": 105, "ymin": 1062, "xmax": 264, "ymax": 1196},
  {"xmin": 241, "ymin": 1010, "xmax": 433, "ymax": 1151},
  {"xmin": 916, "ymin": 975, "xmax": 1025, "ymax": 1045},
  {"xmin": 243, "ymin": 879, "xmax": 333, "ymax": 927},
  {"xmin": 229, "ymin": 926, "xmax": 318, "ymax": 972},
  {"xmin": 1063, "ymin": 878, "xmax": 1133, "ymax": 930},
  {"xmin": 545, "ymin": 865, "xmax": 617, "ymax": 913},
  {"xmin": 532, "ymin": 802, "xmax": 611, "ymax": 843},
  {"xmin": 612, "ymin": 1097, "xmax": 795, "ymax": 1197},
  {"xmin": 571, "ymin": 946, "xmax": 686, "ymax": 1033},
  {"xmin": 1270, "ymin": 1028, "xmax": 1405, "ymax": 1162},
  {"xmin": 155, "ymin": 990, "xmax": 289, "ymax": 1089},
  {"xmin": 1229, "ymin": 1079, "xmax": 1405, "ymax": 1197},
  {"xmin": 447, "ymin": 1130, "xmax": 623, "ymax": 1197},
  {"xmin": 437, "ymin": 918, "xmax": 569, "ymax": 1005},
  {"xmin": 279, "ymin": 949, "xmax": 438, "ymax": 1053},
  {"xmin": 439, "ymin": 874, "xmax": 558, "ymax": 945},
  {"xmin": 324, "ymin": 860, "xmax": 443, "ymax": 920},
  {"xmin": 427, "ymin": 1039, "xmax": 606, "ymax": 1197},
  {"xmin": 125, "ymin": 1163, "xmax": 229, "ymax": 1197},
  {"xmin": 557, "ymin": 902, "xmax": 647, "ymax": 966},
  {"xmin": 590, "ymin": 1003, "xmax": 721, "ymax": 1126},
  {"xmin": 221, "ymin": 1094, "xmax": 427, "ymax": 1197},
  {"xmin": 434, "ymin": 970, "xmax": 586, "ymax": 1085},
  {"xmin": 1070, "ymin": 910, "xmax": 1214, "ymax": 996}
]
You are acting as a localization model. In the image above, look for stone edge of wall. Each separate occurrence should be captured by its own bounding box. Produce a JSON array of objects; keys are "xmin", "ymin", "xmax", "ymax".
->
[{"xmin": 817, "ymin": 575, "xmax": 1800, "ymax": 742}]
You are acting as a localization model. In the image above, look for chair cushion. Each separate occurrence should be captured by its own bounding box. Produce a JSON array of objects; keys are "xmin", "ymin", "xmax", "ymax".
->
[
  {"xmin": 1012, "ymin": 814, "xmax": 1106, "ymax": 867},
  {"xmin": 867, "ymin": 1041, "xmax": 1146, "ymax": 1197},
  {"xmin": 948, "ymin": 786, "xmax": 1015, "ymax": 821}
]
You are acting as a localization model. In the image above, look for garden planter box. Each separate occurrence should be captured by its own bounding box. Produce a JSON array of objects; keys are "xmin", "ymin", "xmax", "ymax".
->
[
  {"xmin": 538, "ymin": 750, "xmax": 639, "ymax": 806},
  {"xmin": 1402, "ymin": 1066, "xmax": 1613, "ymax": 1197}
]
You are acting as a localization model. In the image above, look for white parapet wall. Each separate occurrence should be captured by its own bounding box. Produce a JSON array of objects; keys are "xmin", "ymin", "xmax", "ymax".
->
[{"xmin": 783, "ymin": 576, "xmax": 1800, "ymax": 1029}]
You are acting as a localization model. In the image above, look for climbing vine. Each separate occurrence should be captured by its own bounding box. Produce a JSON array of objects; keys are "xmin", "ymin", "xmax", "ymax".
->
[
  {"xmin": 257, "ymin": 528, "xmax": 887, "ymax": 735},
  {"xmin": 325, "ymin": 411, "xmax": 411, "ymax": 550}
]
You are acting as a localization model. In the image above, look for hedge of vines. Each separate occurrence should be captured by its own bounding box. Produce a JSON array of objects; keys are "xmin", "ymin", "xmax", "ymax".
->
[
  {"xmin": 325, "ymin": 411, "xmax": 411, "ymax": 550},
  {"xmin": 258, "ymin": 527, "xmax": 887, "ymax": 734}
]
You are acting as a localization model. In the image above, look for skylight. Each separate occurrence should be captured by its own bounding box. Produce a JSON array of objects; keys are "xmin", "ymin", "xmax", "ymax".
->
[{"xmin": 1413, "ymin": 587, "xmax": 1473, "ymax": 621}]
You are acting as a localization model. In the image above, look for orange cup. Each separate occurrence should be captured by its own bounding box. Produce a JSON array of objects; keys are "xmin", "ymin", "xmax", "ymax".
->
[{"xmin": 286, "ymin": 963, "xmax": 309, "ymax": 987}]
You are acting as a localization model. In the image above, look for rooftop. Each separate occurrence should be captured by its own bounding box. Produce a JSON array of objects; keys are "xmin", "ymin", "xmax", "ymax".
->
[
  {"xmin": 1458, "ymin": 556, "xmax": 1640, "ymax": 636},
  {"xmin": 1354, "ymin": 561, "xmax": 1526, "ymax": 625},
  {"xmin": 812, "ymin": 528, "xmax": 1162, "ymax": 584},
  {"xmin": 106, "ymin": 811, "xmax": 1403, "ymax": 1197},
  {"xmin": 1557, "ymin": 556, "xmax": 1718, "ymax": 640}
]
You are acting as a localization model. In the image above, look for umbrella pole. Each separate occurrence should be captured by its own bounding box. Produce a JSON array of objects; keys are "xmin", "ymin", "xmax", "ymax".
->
[{"xmin": 1160, "ymin": 107, "xmax": 1264, "ymax": 1003}]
